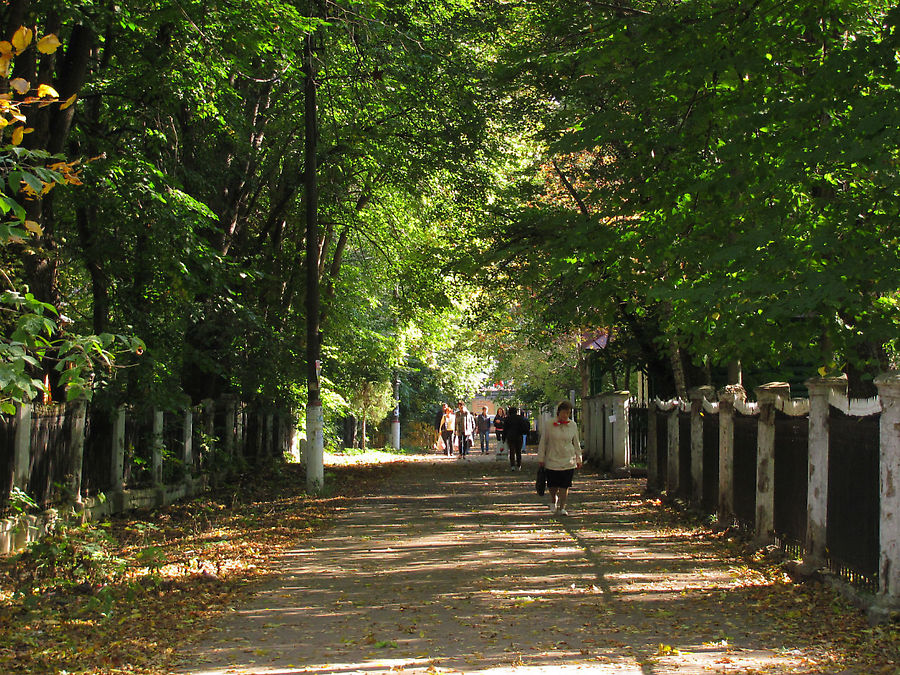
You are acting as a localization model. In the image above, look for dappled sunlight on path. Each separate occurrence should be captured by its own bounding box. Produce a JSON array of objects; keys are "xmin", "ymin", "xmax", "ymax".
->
[{"xmin": 176, "ymin": 453, "xmax": 839, "ymax": 674}]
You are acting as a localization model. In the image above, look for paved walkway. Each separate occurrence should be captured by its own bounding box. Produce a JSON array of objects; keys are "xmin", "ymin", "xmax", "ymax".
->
[{"xmin": 176, "ymin": 453, "xmax": 838, "ymax": 674}]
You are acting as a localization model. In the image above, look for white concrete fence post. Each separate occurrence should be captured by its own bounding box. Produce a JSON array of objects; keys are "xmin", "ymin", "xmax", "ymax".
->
[
  {"xmin": 203, "ymin": 399, "xmax": 215, "ymax": 464},
  {"xmin": 688, "ymin": 386, "xmax": 715, "ymax": 506},
  {"xmin": 667, "ymin": 406, "xmax": 680, "ymax": 497},
  {"xmin": 152, "ymin": 409, "xmax": 164, "ymax": 486},
  {"xmin": 804, "ymin": 376, "xmax": 847, "ymax": 565},
  {"xmin": 610, "ymin": 391, "xmax": 631, "ymax": 471},
  {"xmin": 754, "ymin": 382, "xmax": 791, "ymax": 545},
  {"xmin": 182, "ymin": 408, "xmax": 194, "ymax": 474},
  {"xmin": 236, "ymin": 403, "xmax": 245, "ymax": 457},
  {"xmin": 874, "ymin": 372, "xmax": 900, "ymax": 613},
  {"xmin": 647, "ymin": 403, "xmax": 659, "ymax": 492},
  {"xmin": 717, "ymin": 385, "xmax": 745, "ymax": 526}
]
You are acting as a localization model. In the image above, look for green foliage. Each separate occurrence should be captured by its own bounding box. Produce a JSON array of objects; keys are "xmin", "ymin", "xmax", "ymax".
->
[
  {"xmin": 0, "ymin": 290, "xmax": 144, "ymax": 411},
  {"xmin": 487, "ymin": 0, "xmax": 900, "ymax": 392},
  {"xmin": 15, "ymin": 520, "xmax": 126, "ymax": 592}
]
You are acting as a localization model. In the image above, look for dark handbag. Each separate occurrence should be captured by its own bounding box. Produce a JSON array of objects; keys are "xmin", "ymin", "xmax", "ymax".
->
[{"xmin": 535, "ymin": 465, "xmax": 547, "ymax": 496}]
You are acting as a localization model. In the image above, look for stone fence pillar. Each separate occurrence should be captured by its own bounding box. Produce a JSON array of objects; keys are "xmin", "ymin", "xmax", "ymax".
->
[
  {"xmin": 804, "ymin": 376, "xmax": 847, "ymax": 564},
  {"xmin": 754, "ymin": 382, "xmax": 791, "ymax": 544},
  {"xmin": 151, "ymin": 409, "xmax": 164, "ymax": 486},
  {"xmin": 717, "ymin": 384, "xmax": 745, "ymax": 525},
  {"xmin": 609, "ymin": 392, "xmax": 630, "ymax": 471},
  {"xmin": 647, "ymin": 404, "xmax": 659, "ymax": 492},
  {"xmin": 667, "ymin": 406, "xmax": 680, "ymax": 497},
  {"xmin": 688, "ymin": 386, "xmax": 715, "ymax": 506},
  {"xmin": 182, "ymin": 408, "xmax": 194, "ymax": 473},
  {"xmin": 875, "ymin": 372, "xmax": 900, "ymax": 612}
]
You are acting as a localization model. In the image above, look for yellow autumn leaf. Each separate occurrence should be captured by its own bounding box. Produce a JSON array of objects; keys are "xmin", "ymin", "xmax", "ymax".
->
[
  {"xmin": 9, "ymin": 77, "xmax": 29, "ymax": 95},
  {"xmin": 817, "ymin": 365, "xmax": 827, "ymax": 377},
  {"xmin": 0, "ymin": 55, "xmax": 10, "ymax": 78},
  {"xmin": 11, "ymin": 125, "xmax": 24, "ymax": 145},
  {"xmin": 37, "ymin": 34, "xmax": 61, "ymax": 54},
  {"xmin": 24, "ymin": 220, "xmax": 43, "ymax": 236},
  {"xmin": 0, "ymin": 118, "xmax": 8, "ymax": 129},
  {"xmin": 11, "ymin": 26, "xmax": 32, "ymax": 54},
  {"xmin": 60, "ymin": 93, "xmax": 77, "ymax": 110},
  {"xmin": 36, "ymin": 83, "xmax": 58, "ymax": 98},
  {"xmin": 0, "ymin": 41, "xmax": 13, "ymax": 56}
]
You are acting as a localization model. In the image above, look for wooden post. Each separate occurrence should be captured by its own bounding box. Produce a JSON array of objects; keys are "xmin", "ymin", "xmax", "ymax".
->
[
  {"xmin": 754, "ymin": 382, "xmax": 791, "ymax": 544},
  {"xmin": 688, "ymin": 386, "xmax": 715, "ymax": 506},
  {"xmin": 804, "ymin": 376, "xmax": 847, "ymax": 564},
  {"xmin": 874, "ymin": 372, "xmax": 900, "ymax": 612},
  {"xmin": 69, "ymin": 399, "xmax": 88, "ymax": 507},
  {"xmin": 717, "ymin": 385, "xmax": 745, "ymax": 525},
  {"xmin": 12, "ymin": 403, "xmax": 32, "ymax": 491}
]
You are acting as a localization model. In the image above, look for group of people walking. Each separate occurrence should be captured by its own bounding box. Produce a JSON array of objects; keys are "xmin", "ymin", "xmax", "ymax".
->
[
  {"xmin": 433, "ymin": 402, "xmax": 537, "ymax": 470},
  {"xmin": 434, "ymin": 399, "xmax": 583, "ymax": 516}
]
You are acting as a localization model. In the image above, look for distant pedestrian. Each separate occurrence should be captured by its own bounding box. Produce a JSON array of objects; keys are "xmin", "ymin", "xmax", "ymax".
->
[
  {"xmin": 505, "ymin": 406, "xmax": 529, "ymax": 470},
  {"xmin": 475, "ymin": 406, "xmax": 491, "ymax": 453},
  {"xmin": 433, "ymin": 405, "xmax": 445, "ymax": 453},
  {"xmin": 454, "ymin": 401, "xmax": 475, "ymax": 459},
  {"xmin": 439, "ymin": 403, "xmax": 455, "ymax": 456},
  {"xmin": 537, "ymin": 400, "xmax": 582, "ymax": 516},
  {"xmin": 493, "ymin": 407, "xmax": 507, "ymax": 457}
]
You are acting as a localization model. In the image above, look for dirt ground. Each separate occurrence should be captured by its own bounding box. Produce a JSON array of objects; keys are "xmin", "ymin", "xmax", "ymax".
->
[{"xmin": 173, "ymin": 450, "xmax": 897, "ymax": 675}]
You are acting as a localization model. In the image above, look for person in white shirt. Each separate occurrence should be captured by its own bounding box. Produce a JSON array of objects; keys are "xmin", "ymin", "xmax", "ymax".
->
[
  {"xmin": 536, "ymin": 400, "xmax": 582, "ymax": 515},
  {"xmin": 454, "ymin": 401, "xmax": 476, "ymax": 459},
  {"xmin": 439, "ymin": 404, "xmax": 455, "ymax": 456}
]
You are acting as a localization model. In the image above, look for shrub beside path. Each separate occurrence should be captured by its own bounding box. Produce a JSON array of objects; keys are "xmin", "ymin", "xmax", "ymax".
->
[{"xmin": 176, "ymin": 452, "xmax": 897, "ymax": 674}]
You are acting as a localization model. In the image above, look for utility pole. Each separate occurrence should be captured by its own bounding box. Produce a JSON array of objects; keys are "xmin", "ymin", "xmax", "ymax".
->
[{"xmin": 303, "ymin": 29, "xmax": 323, "ymax": 494}]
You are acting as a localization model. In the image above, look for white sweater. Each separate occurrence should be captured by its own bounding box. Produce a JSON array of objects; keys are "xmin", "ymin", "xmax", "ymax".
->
[{"xmin": 536, "ymin": 421, "xmax": 582, "ymax": 470}]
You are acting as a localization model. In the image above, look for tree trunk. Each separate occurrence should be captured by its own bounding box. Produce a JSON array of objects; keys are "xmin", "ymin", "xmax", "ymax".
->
[
  {"xmin": 75, "ymin": 205, "xmax": 109, "ymax": 334},
  {"xmin": 361, "ymin": 416, "xmax": 367, "ymax": 451}
]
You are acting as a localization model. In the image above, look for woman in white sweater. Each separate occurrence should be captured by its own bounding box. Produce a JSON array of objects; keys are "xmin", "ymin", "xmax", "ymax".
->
[{"xmin": 536, "ymin": 400, "xmax": 583, "ymax": 515}]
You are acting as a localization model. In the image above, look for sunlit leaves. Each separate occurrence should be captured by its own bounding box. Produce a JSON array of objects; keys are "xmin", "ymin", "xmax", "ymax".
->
[
  {"xmin": 11, "ymin": 26, "xmax": 33, "ymax": 53},
  {"xmin": 36, "ymin": 33, "xmax": 62, "ymax": 55}
]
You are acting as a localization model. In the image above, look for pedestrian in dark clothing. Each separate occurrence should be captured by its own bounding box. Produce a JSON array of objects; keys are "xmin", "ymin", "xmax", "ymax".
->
[
  {"xmin": 493, "ymin": 407, "xmax": 507, "ymax": 457},
  {"xmin": 505, "ymin": 407, "xmax": 530, "ymax": 470},
  {"xmin": 475, "ymin": 406, "xmax": 491, "ymax": 453}
]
